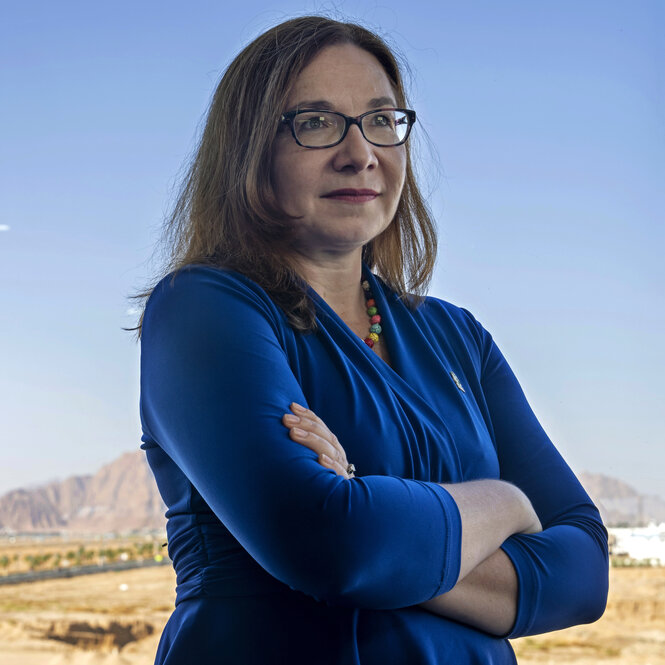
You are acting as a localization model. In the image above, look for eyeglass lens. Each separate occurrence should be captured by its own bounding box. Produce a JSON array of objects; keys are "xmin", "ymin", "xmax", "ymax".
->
[{"xmin": 293, "ymin": 110, "xmax": 410, "ymax": 147}]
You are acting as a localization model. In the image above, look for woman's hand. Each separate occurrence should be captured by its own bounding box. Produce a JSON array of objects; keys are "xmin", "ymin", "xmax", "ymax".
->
[{"xmin": 282, "ymin": 403, "xmax": 355, "ymax": 479}]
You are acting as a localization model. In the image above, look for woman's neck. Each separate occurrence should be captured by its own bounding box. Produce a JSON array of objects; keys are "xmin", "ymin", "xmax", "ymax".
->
[
  {"xmin": 293, "ymin": 250, "xmax": 367, "ymax": 322},
  {"xmin": 293, "ymin": 249, "xmax": 392, "ymax": 366}
]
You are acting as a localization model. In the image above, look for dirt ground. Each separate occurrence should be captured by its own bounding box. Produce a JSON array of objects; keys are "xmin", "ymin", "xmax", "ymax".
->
[{"xmin": 0, "ymin": 565, "xmax": 663, "ymax": 664}]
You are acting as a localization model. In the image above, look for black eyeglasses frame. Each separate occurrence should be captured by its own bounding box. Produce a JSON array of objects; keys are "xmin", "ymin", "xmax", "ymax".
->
[{"xmin": 279, "ymin": 107, "xmax": 417, "ymax": 149}]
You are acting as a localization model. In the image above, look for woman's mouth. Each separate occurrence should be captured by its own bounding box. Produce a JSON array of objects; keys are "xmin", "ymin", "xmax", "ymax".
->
[{"xmin": 322, "ymin": 189, "xmax": 379, "ymax": 203}]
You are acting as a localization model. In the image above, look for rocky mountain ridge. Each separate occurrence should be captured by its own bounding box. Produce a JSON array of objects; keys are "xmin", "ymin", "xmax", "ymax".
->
[
  {"xmin": 578, "ymin": 472, "xmax": 665, "ymax": 526},
  {"xmin": 0, "ymin": 452, "xmax": 662, "ymax": 533},
  {"xmin": 0, "ymin": 451, "xmax": 166, "ymax": 533}
]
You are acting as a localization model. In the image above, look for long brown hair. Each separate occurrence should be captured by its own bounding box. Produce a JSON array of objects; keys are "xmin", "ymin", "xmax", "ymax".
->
[{"xmin": 132, "ymin": 16, "xmax": 437, "ymax": 336}]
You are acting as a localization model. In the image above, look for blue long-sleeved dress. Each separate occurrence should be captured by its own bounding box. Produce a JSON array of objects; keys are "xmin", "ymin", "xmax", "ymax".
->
[{"xmin": 139, "ymin": 264, "xmax": 608, "ymax": 664}]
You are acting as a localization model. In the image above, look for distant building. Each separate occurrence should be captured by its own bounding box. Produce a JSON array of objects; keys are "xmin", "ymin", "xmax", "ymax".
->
[{"xmin": 609, "ymin": 523, "xmax": 665, "ymax": 565}]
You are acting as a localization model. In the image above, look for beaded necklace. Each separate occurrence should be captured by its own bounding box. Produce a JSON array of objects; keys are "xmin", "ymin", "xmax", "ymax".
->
[{"xmin": 361, "ymin": 279, "xmax": 382, "ymax": 348}]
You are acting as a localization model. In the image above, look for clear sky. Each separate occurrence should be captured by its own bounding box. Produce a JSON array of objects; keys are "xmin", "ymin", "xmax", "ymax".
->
[{"xmin": 1, "ymin": 1, "xmax": 663, "ymax": 498}]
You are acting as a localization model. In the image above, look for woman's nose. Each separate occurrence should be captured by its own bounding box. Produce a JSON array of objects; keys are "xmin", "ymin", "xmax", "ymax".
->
[{"xmin": 331, "ymin": 124, "xmax": 378, "ymax": 172}]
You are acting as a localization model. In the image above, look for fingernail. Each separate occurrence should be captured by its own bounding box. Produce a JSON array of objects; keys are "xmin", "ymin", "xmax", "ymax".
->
[
  {"xmin": 283, "ymin": 414, "xmax": 300, "ymax": 425},
  {"xmin": 291, "ymin": 403, "xmax": 307, "ymax": 413},
  {"xmin": 292, "ymin": 427, "xmax": 307, "ymax": 437},
  {"xmin": 321, "ymin": 454, "xmax": 331, "ymax": 463}
]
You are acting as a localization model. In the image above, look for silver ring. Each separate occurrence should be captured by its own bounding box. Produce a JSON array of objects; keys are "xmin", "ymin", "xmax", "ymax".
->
[{"xmin": 346, "ymin": 463, "xmax": 356, "ymax": 476}]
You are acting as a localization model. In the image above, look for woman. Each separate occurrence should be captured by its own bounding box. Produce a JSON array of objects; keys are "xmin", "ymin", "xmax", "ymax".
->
[{"xmin": 138, "ymin": 16, "xmax": 609, "ymax": 664}]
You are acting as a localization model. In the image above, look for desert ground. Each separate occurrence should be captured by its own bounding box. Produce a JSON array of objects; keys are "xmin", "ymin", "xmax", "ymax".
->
[{"xmin": 0, "ymin": 564, "xmax": 663, "ymax": 664}]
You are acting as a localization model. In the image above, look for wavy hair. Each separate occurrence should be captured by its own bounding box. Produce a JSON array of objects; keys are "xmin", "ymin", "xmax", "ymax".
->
[{"xmin": 132, "ymin": 16, "xmax": 437, "ymax": 336}]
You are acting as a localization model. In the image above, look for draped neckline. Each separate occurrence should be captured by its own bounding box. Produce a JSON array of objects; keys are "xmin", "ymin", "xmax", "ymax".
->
[{"xmin": 305, "ymin": 267, "xmax": 458, "ymax": 445}]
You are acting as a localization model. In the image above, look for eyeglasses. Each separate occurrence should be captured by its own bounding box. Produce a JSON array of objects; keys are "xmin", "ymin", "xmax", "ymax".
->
[{"xmin": 279, "ymin": 108, "xmax": 416, "ymax": 149}]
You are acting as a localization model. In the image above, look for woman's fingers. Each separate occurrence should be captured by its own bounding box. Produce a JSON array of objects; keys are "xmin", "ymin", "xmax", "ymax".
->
[
  {"xmin": 284, "ymin": 406, "xmax": 339, "ymax": 448},
  {"xmin": 319, "ymin": 454, "xmax": 355, "ymax": 479},
  {"xmin": 289, "ymin": 403, "xmax": 344, "ymax": 451},
  {"xmin": 282, "ymin": 403, "xmax": 354, "ymax": 478},
  {"xmin": 283, "ymin": 416, "xmax": 338, "ymax": 460}
]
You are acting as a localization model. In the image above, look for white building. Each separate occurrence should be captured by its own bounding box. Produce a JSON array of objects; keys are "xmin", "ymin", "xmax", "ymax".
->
[{"xmin": 609, "ymin": 523, "xmax": 665, "ymax": 565}]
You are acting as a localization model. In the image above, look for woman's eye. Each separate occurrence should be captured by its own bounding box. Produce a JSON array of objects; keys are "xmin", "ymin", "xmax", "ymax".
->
[
  {"xmin": 372, "ymin": 114, "xmax": 395, "ymax": 128},
  {"xmin": 298, "ymin": 116, "xmax": 329, "ymax": 131}
]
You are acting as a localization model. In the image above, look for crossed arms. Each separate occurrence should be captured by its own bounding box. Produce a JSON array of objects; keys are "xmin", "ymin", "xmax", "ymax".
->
[{"xmin": 140, "ymin": 267, "xmax": 609, "ymax": 639}]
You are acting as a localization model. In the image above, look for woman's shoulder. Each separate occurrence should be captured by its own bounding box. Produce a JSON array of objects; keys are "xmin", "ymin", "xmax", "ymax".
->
[
  {"xmin": 426, "ymin": 295, "xmax": 493, "ymax": 350},
  {"xmin": 144, "ymin": 264, "xmax": 287, "ymax": 332},
  {"xmin": 149, "ymin": 264, "xmax": 274, "ymax": 306},
  {"xmin": 421, "ymin": 293, "xmax": 483, "ymax": 329},
  {"xmin": 150, "ymin": 263, "xmax": 263, "ymax": 296},
  {"xmin": 369, "ymin": 272, "xmax": 493, "ymax": 354}
]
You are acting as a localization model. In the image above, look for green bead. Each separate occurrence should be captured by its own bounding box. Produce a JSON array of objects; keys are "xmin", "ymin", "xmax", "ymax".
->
[
  {"xmin": 367, "ymin": 306, "xmax": 378, "ymax": 316},
  {"xmin": 370, "ymin": 323, "xmax": 382, "ymax": 334}
]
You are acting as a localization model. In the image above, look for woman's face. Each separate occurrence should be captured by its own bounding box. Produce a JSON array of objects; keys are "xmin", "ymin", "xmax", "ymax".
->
[{"xmin": 271, "ymin": 43, "xmax": 407, "ymax": 261}]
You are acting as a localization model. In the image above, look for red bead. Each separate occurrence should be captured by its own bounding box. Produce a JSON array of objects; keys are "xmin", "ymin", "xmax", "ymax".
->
[
  {"xmin": 366, "ymin": 299, "xmax": 375, "ymax": 307},
  {"xmin": 364, "ymin": 337, "xmax": 375, "ymax": 348},
  {"xmin": 370, "ymin": 314, "xmax": 381, "ymax": 324}
]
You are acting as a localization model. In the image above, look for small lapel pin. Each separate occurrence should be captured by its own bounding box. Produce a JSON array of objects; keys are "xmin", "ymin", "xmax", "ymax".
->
[{"xmin": 450, "ymin": 371, "xmax": 465, "ymax": 392}]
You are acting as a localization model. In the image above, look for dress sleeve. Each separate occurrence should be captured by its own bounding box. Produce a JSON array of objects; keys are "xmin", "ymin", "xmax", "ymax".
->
[
  {"xmin": 140, "ymin": 267, "xmax": 461, "ymax": 609},
  {"xmin": 469, "ymin": 313, "xmax": 609, "ymax": 637}
]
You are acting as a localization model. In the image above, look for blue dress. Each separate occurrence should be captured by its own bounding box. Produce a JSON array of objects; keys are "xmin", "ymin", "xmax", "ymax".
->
[{"xmin": 139, "ymin": 265, "xmax": 608, "ymax": 664}]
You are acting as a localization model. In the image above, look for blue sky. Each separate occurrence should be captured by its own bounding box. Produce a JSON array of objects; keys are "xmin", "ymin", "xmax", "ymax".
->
[{"xmin": 1, "ymin": 1, "xmax": 663, "ymax": 499}]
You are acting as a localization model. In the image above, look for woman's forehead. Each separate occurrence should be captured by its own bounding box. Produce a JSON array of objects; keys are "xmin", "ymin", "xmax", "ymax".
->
[{"xmin": 285, "ymin": 44, "xmax": 396, "ymax": 110}]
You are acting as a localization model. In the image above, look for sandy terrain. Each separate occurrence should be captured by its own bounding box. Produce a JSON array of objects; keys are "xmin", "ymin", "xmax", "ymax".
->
[
  {"xmin": 0, "ymin": 565, "xmax": 663, "ymax": 664},
  {"xmin": 0, "ymin": 565, "xmax": 172, "ymax": 665}
]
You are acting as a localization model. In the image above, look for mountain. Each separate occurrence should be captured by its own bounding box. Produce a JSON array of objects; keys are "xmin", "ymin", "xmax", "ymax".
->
[
  {"xmin": 0, "ymin": 451, "xmax": 166, "ymax": 534},
  {"xmin": 0, "ymin": 454, "xmax": 662, "ymax": 533},
  {"xmin": 578, "ymin": 472, "xmax": 665, "ymax": 526}
]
